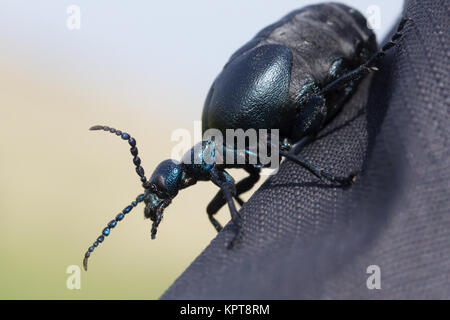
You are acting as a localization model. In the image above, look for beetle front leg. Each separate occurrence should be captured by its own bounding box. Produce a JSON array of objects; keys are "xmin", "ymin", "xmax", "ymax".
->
[
  {"xmin": 151, "ymin": 211, "xmax": 163, "ymax": 239},
  {"xmin": 206, "ymin": 165, "xmax": 260, "ymax": 232},
  {"xmin": 150, "ymin": 200, "xmax": 170, "ymax": 239},
  {"xmin": 210, "ymin": 168, "xmax": 243, "ymax": 249}
]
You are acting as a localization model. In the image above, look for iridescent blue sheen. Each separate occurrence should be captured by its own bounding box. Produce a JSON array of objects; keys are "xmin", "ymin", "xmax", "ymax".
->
[
  {"xmin": 150, "ymin": 159, "xmax": 182, "ymax": 196},
  {"xmin": 115, "ymin": 213, "xmax": 124, "ymax": 221},
  {"xmin": 89, "ymin": 246, "xmax": 94, "ymax": 252},
  {"xmin": 123, "ymin": 205, "xmax": 133, "ymax": 214},
  {"xmin": 102, "ymin": 227, "xmax": 110, "ymax": 236},
  {"xmin": 121, "ymin": 133, "xmax": 130, "ymax": 140},
  {"xmin": 133, "ymin": 156, "xmax": 141, "ymax": 166},
  {"xmin": 136, "ymin": 166, "xmax": 145, "ymax": 177},
  {"xmin": 131, "ymin": 201, "xmax": 137, "ymax": 207},
  {"xmin": 108, "ymin": 220, "xmax": 117, "ymax": 228},
  {"xmin": 97, "ymin": 235, "xmax": 104, "ymax": 242},
  {"xmin": 93, "ymin": 241, "xmax": 99, "ymax": 247},
  {"xmin": 136, "ymin": 194, "xmax": 144, "ymax": 202},
  {"xmin": 128, "ymin": 137, "xmax": 136, "ymax": 147},
  {"xmin": 130, "ymin": 147, "xmax": 138, "ymax": 156}
]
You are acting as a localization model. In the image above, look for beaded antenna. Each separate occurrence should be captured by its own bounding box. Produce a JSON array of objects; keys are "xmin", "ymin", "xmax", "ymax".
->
[{"xmin": 82, "ymin": 125, "xmax": 149, "ymax": 271}]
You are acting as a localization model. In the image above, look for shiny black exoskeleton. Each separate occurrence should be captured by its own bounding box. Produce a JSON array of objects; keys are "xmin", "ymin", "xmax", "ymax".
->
[{"xmin": 83, "ymin": 3, "xmax": 410, "ymax": 270}]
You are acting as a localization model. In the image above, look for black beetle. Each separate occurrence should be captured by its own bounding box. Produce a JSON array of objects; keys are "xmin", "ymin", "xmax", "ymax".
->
[{"xmin": 83, "ymin": 3, "xmax": 410, "ymax": 270}]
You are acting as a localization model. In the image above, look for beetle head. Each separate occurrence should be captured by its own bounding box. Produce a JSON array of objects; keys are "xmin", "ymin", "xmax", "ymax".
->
[
  {"xmin": 143, "ymin": 159, "xmax": 183, "ymax": 221},
  {"xmin": 83, "ymin": 126, "xmax": 186, "ymax": 270}
]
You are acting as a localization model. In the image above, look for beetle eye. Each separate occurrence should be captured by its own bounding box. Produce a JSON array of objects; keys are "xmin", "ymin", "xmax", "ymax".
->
[{"xmin": 149, "ymin": 183, "xmax": 158, "ymax": 193}]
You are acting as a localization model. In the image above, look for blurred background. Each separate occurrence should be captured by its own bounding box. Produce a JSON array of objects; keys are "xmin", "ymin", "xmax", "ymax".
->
[{"xmin": 0, "ymin": 0, "xmax": 402, "ymax": 299}]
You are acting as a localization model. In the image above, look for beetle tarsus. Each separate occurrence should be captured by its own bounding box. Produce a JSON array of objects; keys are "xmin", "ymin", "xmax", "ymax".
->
[
  {"xmin": 227, "ymin": 227, "xmax": 243, "ymax": 250},
  {"xmin": 321, "ymin": 171, "xmax": 358, "ymax": 186}
]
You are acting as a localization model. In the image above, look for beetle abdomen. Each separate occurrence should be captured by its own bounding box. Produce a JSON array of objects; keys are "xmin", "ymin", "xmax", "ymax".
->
[
  {"xmin": 232, "ymin": 3, "xmax": 376, "ymax": 85},
  {"xmin": 202, "ymin": 3, "xmax": 377, "ymax": 138}
]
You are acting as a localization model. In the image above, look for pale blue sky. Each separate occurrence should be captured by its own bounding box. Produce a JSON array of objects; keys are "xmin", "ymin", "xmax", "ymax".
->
[{"xmin": 0, "ymin": 1, "xmax": 403, "ymax": 119}]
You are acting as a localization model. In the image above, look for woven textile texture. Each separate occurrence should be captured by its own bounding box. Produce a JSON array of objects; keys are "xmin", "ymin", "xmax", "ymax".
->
[{"xmin": 162, "ymin": 0, "xmax": 450, "ymax": 299}]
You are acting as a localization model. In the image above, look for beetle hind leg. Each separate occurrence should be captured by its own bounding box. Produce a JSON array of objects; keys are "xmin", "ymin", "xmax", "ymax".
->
[{"xmin": 320, "ymin": 16, "xmax": 411, "ymax": 95}]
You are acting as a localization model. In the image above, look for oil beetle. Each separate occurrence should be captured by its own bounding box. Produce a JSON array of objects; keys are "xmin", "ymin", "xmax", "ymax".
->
[{"xmin": 83, "ymin": 3, "xmax": 410, "ymax": 270}]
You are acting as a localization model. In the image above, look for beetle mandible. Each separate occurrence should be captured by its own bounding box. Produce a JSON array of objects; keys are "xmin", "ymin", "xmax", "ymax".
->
[{"xmin": 83, "ymin": 3, "xmax": 410, "ymax": 270}]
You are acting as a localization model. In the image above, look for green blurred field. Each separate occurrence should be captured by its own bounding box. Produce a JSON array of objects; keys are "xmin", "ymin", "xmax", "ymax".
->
[
  {"xmin": 0, "ymin": 48, "xmax": 255, "ymax": 299},
  {"xmin": 0, "ymin": 2, "xmax": 258, "ymax": 299}
]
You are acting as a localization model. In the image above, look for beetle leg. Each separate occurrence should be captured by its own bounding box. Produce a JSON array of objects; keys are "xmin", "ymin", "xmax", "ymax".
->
[
  {"xmin": 234, "ymin": 165, "xmax": 261, "ymax": 202},
  {"xmin": 279, "ymin": 150, "xmax": 356, "ymax": 186},
  {"xmin": 206, "ymin": 165, "xmax": 260, "ymax": 232},
  {"xmin": 150, "ymin": 210, "xmax": 164, "ymax": 239},
  {"xmin": 232, "ymin": 167, "xmax": 260, "ymax": 202},
  {"xmin": 234, "ymin": 196, "xmax": 245, "ymax": 206},
  {"xmin": 321, "ymin": 16, "xmax": 411, "ymax": 94},
  {"xmin": 209, "ymin": 168, "xmax": 243, "ymax": 248}
]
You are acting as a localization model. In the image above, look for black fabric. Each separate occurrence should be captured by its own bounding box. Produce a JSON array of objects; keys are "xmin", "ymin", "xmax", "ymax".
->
[{"xmin": 162, "ymin": 0, "xmax": 449, "ymax": 299}]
